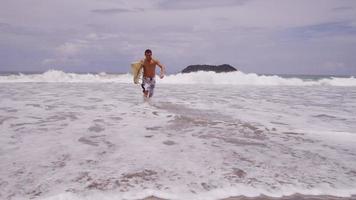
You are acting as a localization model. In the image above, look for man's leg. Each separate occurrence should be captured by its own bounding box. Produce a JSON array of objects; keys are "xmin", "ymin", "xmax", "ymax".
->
[
  {"xmin": 144, "ymin": 90, "xmax": 149, "ymax": 98},
  {"xmin": 142, "ymin": 80, "xmax": 150, "ymax": 98},
  {"xmin": 148, "ymin": 87, "xmax": 154, "ymax": 97},
  {"xmin": 148, "ymin": 80, "xmax": 155, "ymax": 98}
]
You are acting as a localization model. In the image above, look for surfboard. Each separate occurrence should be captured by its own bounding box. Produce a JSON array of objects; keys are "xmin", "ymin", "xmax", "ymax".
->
[{"xmin": 131, "ymin": 61, "xmax": 143, "ymax": 84}]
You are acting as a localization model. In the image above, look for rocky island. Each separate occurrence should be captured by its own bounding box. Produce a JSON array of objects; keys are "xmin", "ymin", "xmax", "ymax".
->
[{"xmin": 181, "ymin": 64, "xmax": 237, "ymax": 73}]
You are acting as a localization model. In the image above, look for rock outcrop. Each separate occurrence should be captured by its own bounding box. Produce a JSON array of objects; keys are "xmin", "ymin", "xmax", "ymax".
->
[{"xmin": 181, "ymin": 64, "xmax": 237, "ymax": 73}]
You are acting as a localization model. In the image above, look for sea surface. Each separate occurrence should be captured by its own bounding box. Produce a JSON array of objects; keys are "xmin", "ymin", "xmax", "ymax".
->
[{"xmin": 1, "ymin": 70, "xmax": 356, "ymax": 200}]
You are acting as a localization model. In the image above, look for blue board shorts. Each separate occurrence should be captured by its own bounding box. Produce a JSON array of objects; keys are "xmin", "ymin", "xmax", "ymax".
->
[{"xmin": 141, "ymin": 77, "xmax": 156, "ymax": 97}]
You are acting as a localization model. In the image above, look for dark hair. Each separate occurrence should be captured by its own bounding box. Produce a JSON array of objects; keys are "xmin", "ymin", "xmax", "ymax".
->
[{"xmin": 145, "ymin": 49, "xmax": 152, "ymax": 54}]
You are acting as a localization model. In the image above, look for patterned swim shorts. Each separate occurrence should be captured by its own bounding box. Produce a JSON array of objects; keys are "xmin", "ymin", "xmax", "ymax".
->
[{"xmin": 141, "ymin": 77, "xmax": 156, "ymax": 97}]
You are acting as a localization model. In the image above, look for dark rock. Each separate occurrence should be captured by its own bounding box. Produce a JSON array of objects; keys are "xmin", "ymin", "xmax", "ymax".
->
[{"xmin": 181, "ymin": 64, "xmax": 237, "ymax": 73}]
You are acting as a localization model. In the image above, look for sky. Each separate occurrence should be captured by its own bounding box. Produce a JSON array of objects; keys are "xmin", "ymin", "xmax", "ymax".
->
[{"xmin": 1, "ymin": 0, "xmax": 356, "ymax": 75}]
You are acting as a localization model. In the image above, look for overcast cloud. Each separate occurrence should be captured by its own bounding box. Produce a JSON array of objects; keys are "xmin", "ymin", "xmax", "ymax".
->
[{"xmin": 1, "ymin": 0, "xmax": 356, "ymax": 75}]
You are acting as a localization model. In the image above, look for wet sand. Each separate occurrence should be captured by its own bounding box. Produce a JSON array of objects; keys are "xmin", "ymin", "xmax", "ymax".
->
[{"xmin": 143, "ymin": 194, "xmax": 356, "ymax": 200}]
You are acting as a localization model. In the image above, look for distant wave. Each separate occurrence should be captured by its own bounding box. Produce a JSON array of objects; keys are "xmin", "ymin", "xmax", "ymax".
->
[
  {"xmin": 0, "ymin": 70, "xmax": 132, "ymax": 83},
  {"xmin": 1, "ymin": 70, "xmax": 356, "ymax": 86},
  {"xmin": 161, "ymin": 71, "xmax": 356, "ymax": 86}
]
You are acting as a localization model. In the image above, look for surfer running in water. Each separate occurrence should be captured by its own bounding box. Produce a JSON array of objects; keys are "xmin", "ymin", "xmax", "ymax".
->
[{"xmin": 140, "ymin": 49, "xmax": 165, "ymax": 98}]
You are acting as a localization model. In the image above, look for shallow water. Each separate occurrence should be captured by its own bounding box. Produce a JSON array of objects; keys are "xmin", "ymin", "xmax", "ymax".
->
[{"xmin": 1, "ymin": 82, "xmax": 356, "ymax": 200}]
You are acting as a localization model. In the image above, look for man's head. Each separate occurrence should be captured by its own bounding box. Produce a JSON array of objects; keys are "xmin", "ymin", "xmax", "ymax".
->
[{"xmin": 145, "ymin": 49, "xmax": 152, "ymax": 60}]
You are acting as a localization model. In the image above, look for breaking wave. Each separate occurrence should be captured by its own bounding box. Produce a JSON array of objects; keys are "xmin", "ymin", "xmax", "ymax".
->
[{"xmin": 1, "ymin": 70, "xmax": 356, "ymax": 86}]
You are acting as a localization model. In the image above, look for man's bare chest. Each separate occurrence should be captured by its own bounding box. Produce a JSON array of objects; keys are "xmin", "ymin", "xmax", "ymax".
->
[{"xmin": 143, "ymin": 60, "xmax": 156, "ymax": 68}]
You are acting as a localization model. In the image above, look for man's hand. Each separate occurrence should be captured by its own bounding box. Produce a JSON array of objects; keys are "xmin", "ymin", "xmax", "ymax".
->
[
  {"xmin": 157, "ymin": 62, "xmax": 165, "ymax": 79},
  {"xmin": 159, "ymin": 73, "xmax": 164, "ymax": 79}
]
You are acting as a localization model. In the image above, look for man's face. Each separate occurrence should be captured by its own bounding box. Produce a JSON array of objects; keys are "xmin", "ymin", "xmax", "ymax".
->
[{"xmin": 145, "ymin": 52, "xmax": 152, "ymax": 59}]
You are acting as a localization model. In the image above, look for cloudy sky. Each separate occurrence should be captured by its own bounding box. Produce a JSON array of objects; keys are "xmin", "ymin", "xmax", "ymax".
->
[{"xmin": 1, "ymin": 0, "xmax": 356, "ymax": 75}]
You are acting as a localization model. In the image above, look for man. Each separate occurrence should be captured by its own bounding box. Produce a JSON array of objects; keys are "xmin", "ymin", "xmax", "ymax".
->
[{"xmin": 140, "ymin": 49, "xmax": 165, "ymax": 98}]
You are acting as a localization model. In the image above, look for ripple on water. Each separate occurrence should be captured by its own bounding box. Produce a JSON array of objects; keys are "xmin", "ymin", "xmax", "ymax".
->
[{"xmin": 88, "ymin": 124, "xmax": 105, "ymax": 132}]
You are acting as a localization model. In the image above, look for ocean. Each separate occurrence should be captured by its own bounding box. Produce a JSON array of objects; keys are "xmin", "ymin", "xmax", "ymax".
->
[{"xmin": 0, "ymin": 70, "xmax": 356, "ymax": 200}]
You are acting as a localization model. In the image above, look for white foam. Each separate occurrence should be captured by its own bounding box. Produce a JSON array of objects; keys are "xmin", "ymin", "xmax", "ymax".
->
[
  {"xmin": 39, "ymin": 185, "xmax": 356, "ymax": 200},
  {"xmin": 1, "ymin": 70, "xmax": 356, "ymax": 86},
  {"xmin": 0, "ymin": 70, "xmax": 131, "ymax": 83},
  {"xmin": 160, "ymin": 71, "xmax": 356, "ymax": 86},
  {"xmin": 1, "ymin": 80, "xmax": 356, "ymax": 200}
]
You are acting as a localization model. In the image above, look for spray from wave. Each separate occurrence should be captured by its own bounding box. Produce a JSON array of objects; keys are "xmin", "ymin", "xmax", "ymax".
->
[
  {"xmin": 0, "ymin": 70, "xmax": 131, "ymax": 83},
  {"xmin": 0, "ymin": 70, "xmax": 356, "ymax": 86}
]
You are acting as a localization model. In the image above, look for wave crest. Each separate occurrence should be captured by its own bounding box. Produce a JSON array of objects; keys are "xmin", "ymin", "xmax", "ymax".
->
[
  {"xmin": 161, "ymin": 71, "xmax": 356, "ymax": 86},
  {"xmin": 0, "ymin": 70, "xmax": 355, "ymax": 86}
]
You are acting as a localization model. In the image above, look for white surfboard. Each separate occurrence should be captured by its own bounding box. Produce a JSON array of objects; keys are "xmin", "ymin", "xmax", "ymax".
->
[{"xmin": 131, "ymin": 61, "xmax": 143, "ymax": 84}]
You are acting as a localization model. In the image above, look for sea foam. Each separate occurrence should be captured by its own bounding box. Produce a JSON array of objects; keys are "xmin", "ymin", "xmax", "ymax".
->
[
  {"xmin": 1, "ymin": 81, "xmax": 356, "ymax": 200},
  {"xmin": 1, "ymin": 70, "xmax": 356, "ymax": 86},
  {"xmin": 39, "ymin": 185, "xmax": 356, "ymax": 200}
]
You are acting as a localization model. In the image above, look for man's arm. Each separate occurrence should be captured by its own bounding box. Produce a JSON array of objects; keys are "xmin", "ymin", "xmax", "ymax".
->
[{"xmin": 156, "ymin": 60, "xmax": 165, "ymax": 79}]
